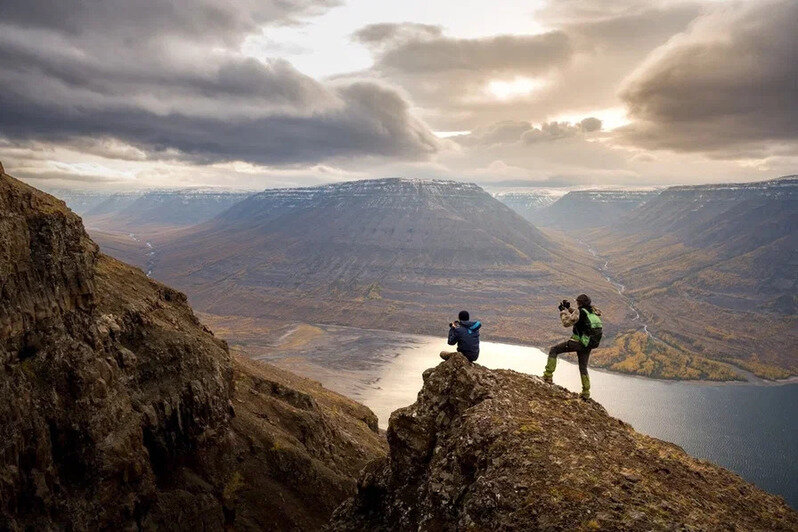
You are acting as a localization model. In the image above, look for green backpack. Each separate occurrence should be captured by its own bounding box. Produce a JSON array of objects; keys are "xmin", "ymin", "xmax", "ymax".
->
[{"xmin": 576, "ymin": 308, "xmax": 603, "ymax": 349}]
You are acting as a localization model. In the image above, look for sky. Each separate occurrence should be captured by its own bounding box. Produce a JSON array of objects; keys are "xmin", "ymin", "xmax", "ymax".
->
[{"xmin": 0, "ymin": 0, "xmax": 796, "ymax": 190}]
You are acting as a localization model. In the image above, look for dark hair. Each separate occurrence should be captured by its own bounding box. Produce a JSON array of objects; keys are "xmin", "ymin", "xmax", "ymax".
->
[
  {"xmin": 458, "ymin": 310, "xmax": 470, "ymax": 321},
  {"xmin": 576, "ymin": 294, "xmax": 592, "ymax": 308}
]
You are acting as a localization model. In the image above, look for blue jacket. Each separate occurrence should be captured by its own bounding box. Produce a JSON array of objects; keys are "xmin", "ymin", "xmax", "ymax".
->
[{"xmin": 447, "ymin": 320, "xmax": 481, "ymax": 361}]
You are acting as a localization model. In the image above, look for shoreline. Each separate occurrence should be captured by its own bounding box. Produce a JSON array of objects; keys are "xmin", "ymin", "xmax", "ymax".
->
[
  {"xmin": 303, "ymin": 321, "xmax": 798, "ymax": 387},
  {"xmin": 200, "ymin": 312, "xmax": 797, "ymax": 388}
]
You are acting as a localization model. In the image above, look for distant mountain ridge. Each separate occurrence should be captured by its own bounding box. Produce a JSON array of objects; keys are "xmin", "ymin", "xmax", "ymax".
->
[
  {"xmin": 497, "ymin": 189, "xmax": 660, "ymax": 230},
  {"xmin": 164, "ymin": 178, "xmax": 560, "ymax": 285},
  {"xmin": 53, "ymin": 188, "xmax": 254, "ymax": 228},
  {"xmin": 539, "ymin": 189, "xmax": 659, "ymax": 230},
  {"xmin": 607, "ymin": 176, "xmax": 796, "ymax": 300},
  {"xmin": 614, "ymin": 176, "xmax": 796, "ymax": 244},
  {"xmin": 590, "ymin": 176, "xmax": 797, "ymax": 378},
  {"xmin": 492, "ymin": 190, "xmax": 561, "ymax": 221},
  {"xmin": 155, "ymin": 178, "xmax": 630, "ymax": 349}
]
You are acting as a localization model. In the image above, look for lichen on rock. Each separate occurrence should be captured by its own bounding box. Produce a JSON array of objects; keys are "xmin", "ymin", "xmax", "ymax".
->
[{"xmin": 331, "ymin": 355, "xmax": 798, "ymax": 531}]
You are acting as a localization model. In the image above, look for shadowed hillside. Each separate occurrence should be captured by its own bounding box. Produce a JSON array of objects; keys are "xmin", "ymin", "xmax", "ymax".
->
[
  {"xmin": 537, "ymin": 189, "xmax": 659, "ymax": 230},
  {"xmin": 588, "ymin": 177, "xmax": 797, "ymax": 378},
  {"xmin": 0, "ymin": 167, "xmax": 385, "ymax": 530}
]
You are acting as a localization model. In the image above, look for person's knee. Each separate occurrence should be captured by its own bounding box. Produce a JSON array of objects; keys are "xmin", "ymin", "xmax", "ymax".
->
[{"xmin": 548, "ymin": 346, "xmax": 558, "ymax": 357}]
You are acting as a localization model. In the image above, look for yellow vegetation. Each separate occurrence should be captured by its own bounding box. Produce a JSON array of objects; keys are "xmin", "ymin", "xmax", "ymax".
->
[
  {"xmin": 591, "ymin": 332, "xmax": 742, "ymax": 381},
  {"xmin": 223, "ymin": 471, "xmax": 244, "ymax": 502}
]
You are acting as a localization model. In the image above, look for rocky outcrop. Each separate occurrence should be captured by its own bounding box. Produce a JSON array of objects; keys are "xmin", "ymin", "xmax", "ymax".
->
[
  {"xmin": 331, "ymin": 355, "xmax": 798, "ymax": 530},
  {"xmin": 0, "ymin": 168, "xmax": 385, "ymax": 530}
]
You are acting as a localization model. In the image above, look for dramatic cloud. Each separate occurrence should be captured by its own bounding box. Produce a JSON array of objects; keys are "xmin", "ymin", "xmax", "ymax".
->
[
  {"xmin": 357, "ymin": 24, "xmax": 572, "ymax": 74},
  {"xmin": 0, "ymin": 0, "xmax": 438, "ymax": 167},
  {"xmin": 457, "ymin": 118, "xmax": 603, "ymax": 146},
  {"xmin": 346, "ymin": 23, "xmax": 574, "ymax": 129},
  {"xmin": 0, "ymin": 0, "xmax": 793, "ymax": 189},
  {"xmin": 619, "ymin": 0, "xmax": 798, "ymax": 157},
  {"xmin": 535, "ymin": 0, "xmax": 693, "ymax": 24},
  {"xmin": 0, "ymin": 0, "xmax": 341, "ymax": 43},
  {"xmin": 346, "ymin": 4, "xmax": 701, "ymax": 132},
  {"xmin": 353, "ymin": 22, "xmax": 443, "ymax": 46}
]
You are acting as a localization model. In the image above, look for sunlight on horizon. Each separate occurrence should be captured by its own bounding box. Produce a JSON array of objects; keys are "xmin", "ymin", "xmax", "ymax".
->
[{"xmin": 486, "ymin": 77, "xmax": 546, "ymax": 100}]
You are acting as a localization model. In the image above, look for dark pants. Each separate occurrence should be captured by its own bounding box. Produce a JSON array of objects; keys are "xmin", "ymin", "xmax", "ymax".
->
[
  {"xmin": 549, "ymin": 339, "xmax": 591, "ymax": 375},
  {"xmin": 440, "ymin": 350, "xmax": 478, "ymax": 363}
]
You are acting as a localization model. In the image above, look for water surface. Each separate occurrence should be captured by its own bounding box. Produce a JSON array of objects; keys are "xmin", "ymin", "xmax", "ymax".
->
[{"xmin": 262, "ymin": 328, "xmax": 797, "ymax": 509}]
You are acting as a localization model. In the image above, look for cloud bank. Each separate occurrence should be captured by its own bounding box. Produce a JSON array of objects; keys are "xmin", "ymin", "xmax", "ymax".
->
[
  {"xmin": 619, "ymin": 0, "xmax": 798, "ymax": 158},
  {"xmin": 0, "ymin": 0, "xmax": 438, "ymax": 168},
  {"xmin": 0, "ymin": 0, "xmax": 794, "ymax": 188}
]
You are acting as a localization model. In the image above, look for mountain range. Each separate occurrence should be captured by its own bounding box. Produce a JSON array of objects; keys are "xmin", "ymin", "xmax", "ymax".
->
[
  {"xmin": 153, "ymin": 178, "xmax": 631, "ymax": 349},
  {"xmin": 492, "ymin": 190, "xmax": 561, "ymax": 221},
  {"xmin": 497, "ymin": 189, "xmax": 658, "ymax": 230},
  {"xmin": 588, "ymin": 176, "xmax": 798, "ymax": 378},
  {"xmin": 54, "ymin": 188, "xmax": 253, "ymax": 230},
  {"xmin": 3, "ymin": 166, "xmax": 795, "ymax": 528},
  {"xmin": 38, "ymin": 174, "xmax": 798, "ymax": 381}
]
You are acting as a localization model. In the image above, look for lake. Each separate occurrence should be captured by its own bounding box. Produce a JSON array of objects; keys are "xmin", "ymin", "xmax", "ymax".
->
[{"xmin": 256, "ymin": 325, "xmax": 798, "ymax": 509}]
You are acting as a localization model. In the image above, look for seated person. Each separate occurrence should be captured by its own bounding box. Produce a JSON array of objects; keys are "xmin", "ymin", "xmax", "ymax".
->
[{"xmin": 440, "ymin": 310, "xmax": 481, "ymax": 362}]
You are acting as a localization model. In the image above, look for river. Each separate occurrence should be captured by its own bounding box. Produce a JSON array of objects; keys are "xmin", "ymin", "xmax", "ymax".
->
[
  {"xmin": 259, "ymin": 326, "xmax": 797, "ymax": 509},
  {"xmin": 127, "ymin": 233, "xmax": 156, "ymax": 277},
  {"xmin": 578, "ymin": 239, "xmax": 658, "ymax": 338}
]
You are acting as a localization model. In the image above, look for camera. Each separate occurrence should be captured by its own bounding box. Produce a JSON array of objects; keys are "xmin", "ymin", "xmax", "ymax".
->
[{"xmin": 558, "ymin": 299, "xmax": 571, "ymax": 311}]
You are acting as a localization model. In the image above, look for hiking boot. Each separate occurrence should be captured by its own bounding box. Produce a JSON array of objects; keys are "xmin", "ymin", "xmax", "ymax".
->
[
  {"xmin": 543, "ymin": 356, "xmax": 557, "ymax": 384},
  {"xmin": 580, "ymin": 392, "xmax": 590, "ymax": 401},
  {"xmin": 440, "ymin": 351, "xmax": 455, "ymax": 361},
  {"xmin": 580, "ymin": 374, "xmax": 591, "ymax": 400}
]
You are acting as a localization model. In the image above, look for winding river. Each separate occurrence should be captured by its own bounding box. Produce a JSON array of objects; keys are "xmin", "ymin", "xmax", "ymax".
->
[{"xmin": 578, "ymin": 239, "xmax": 658, "ymax": 339}]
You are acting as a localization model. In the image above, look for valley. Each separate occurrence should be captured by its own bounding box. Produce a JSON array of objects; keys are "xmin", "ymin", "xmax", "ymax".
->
[
  {"xmin": 585, "ymin": 177, "xmax": 798, "ymax": 380},
  {"xmin": 56, "ymin": 176, "xmax": 798, "ymax": 383},
  {"xmin": 3, "ymin": 166, "xmax": 797, "ymax": 527},
  {"xmin": 498, "ymin": 177, "xmax": 798, "ymax": 380},
  {"xmin": 150, "ymin": 179, "xmax": 635, "ymax": 353}
]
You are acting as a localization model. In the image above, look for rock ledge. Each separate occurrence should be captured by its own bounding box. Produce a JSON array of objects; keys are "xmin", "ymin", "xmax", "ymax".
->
[{"xmin": 331, "ymin": 355, "xmax": 798, "ymax": 530}]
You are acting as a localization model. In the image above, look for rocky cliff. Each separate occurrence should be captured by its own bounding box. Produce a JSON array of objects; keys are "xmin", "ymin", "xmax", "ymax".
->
[
  {"xmin": 0, "ymin": 168, "xmax": 386, "ymax": 530},
  {"xmin": 331, "ymin": 355, "xmax": 798, "ymax": 530}
]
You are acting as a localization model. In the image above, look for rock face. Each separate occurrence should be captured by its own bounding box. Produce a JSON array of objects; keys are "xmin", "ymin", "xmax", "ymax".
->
[
  {"xmin": 0, "ymin": 168, "xmax": 385, "ymax": 530},
  {"xmin": 331, "ymin": 355, "xmax": 798, "ymax": 530}
]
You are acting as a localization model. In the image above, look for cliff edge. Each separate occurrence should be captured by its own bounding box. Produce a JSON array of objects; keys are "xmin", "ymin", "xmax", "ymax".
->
[
  {"xmin": 0, "ymin": 168, "xmax": 386, "ymax": 530},
  {"xmin": 331, "ymin": 355, "xmax": 798, "ymax": 530}
]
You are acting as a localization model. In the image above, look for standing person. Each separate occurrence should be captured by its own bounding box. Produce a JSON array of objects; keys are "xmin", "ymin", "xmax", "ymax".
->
[
  {"xmin": 542, "ymin": 294, "xmax": 603, "ymax": 400},
  {"xmin": 440, "ymin": 310, "xmax": 481, "ymax": 362}
]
